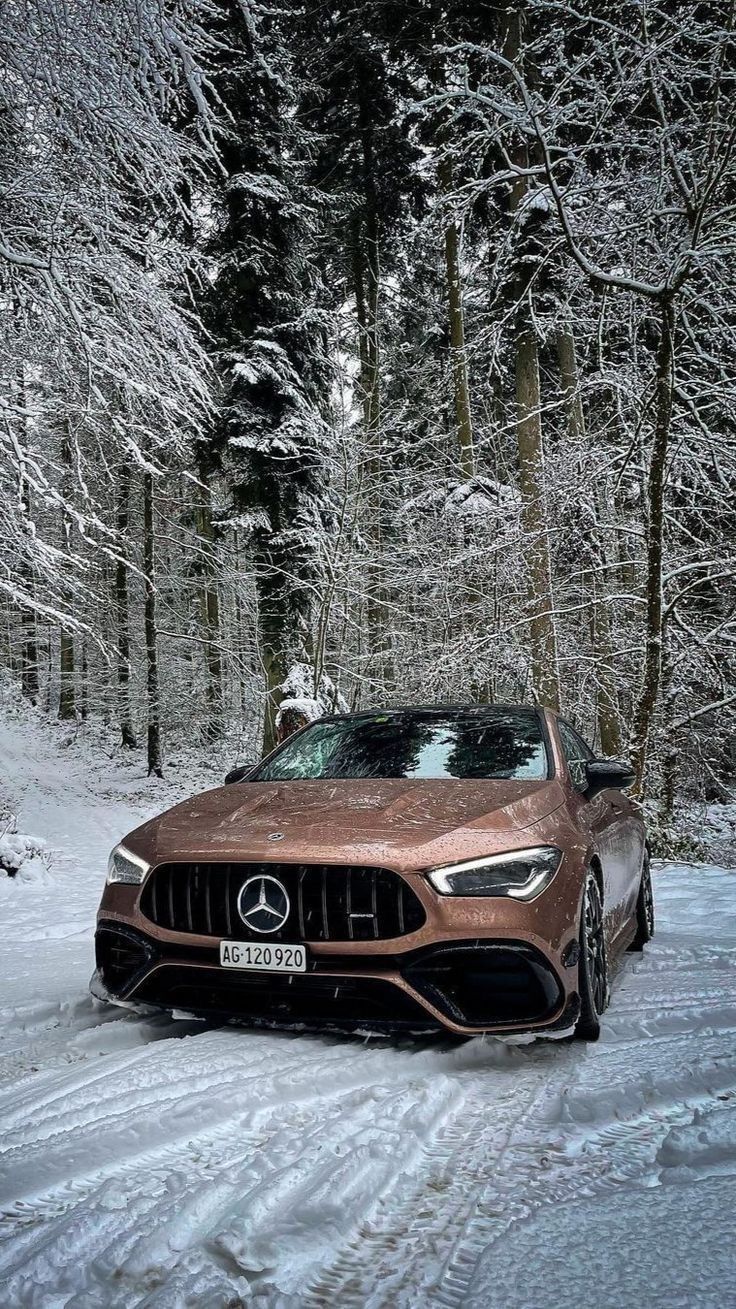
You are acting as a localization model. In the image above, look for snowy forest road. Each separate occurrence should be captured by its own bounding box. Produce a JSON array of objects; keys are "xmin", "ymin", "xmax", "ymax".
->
[{"xmin": 1, "ymin": 709, "xmax": 736, "ymax": 1309}]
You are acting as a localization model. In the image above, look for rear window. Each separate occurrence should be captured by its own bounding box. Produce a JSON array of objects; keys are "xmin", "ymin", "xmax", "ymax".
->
[{"xmin": 253, "ymin": 709, "xmax": 549, "ymax": 782}]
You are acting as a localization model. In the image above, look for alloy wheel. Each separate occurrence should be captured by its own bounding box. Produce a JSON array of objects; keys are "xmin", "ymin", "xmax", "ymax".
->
[
  {"xmin": 584, "ymin": 879, "xmax": 608, "ymax": 1014},
  {"xmin": 641, "ymin": 859, "xmax": 655, "ymax": 937},
  {"xmin": 629, "ymin": 853, "xmax": 655, "ymax": 950}
]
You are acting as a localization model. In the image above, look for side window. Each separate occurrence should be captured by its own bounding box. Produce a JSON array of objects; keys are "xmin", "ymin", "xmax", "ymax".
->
[{"xmin": 558, "ymin": 722, "xmax": 594, "ymax": 791}]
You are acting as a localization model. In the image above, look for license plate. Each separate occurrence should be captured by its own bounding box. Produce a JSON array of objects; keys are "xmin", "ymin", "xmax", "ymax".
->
[{"xmin": 219, "ymin": 940, "xmax": 307, "ymax": 973}]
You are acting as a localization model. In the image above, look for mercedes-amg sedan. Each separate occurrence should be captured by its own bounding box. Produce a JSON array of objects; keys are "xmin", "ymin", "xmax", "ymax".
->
[{"xmin": 92, "ymin": 705, "xmax": 653, "ymax": 1041}]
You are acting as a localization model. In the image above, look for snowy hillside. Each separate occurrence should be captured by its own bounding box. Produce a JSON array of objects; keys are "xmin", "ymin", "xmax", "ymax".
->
[{"xmin": 1, "ymin": 708, "xmax": 735, "ymax": 1308}]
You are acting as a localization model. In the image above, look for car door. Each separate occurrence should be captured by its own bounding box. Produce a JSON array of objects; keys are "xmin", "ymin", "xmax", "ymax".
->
[{"xmin": 557, "ymin": 721, "xmax": 633, "ymax": 941}]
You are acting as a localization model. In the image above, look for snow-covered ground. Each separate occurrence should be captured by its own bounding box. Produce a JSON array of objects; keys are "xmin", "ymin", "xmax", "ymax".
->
[{"xmin": 1, "ymin": 706, "xmax": 735, "ymax": 1309}]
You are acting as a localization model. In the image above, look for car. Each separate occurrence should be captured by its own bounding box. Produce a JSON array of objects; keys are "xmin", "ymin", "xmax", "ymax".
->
[{"xmin": 91, "ymin": 704, "xmax": 654, "ymax": 1042}]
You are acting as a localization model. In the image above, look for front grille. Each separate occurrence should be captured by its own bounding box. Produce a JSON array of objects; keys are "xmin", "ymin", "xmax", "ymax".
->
[{"xmin": 139, "ymin": 863, "xmax": 426, "ymax": 943}]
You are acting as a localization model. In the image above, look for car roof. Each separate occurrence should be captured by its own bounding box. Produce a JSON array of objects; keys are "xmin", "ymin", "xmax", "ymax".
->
[{"xmin": 317, "ymin": 703, "xmax": 550, "ymax": 723}]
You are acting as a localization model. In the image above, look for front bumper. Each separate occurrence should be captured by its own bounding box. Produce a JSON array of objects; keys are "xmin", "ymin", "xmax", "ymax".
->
[{"xmin": 93, "ymin": 920, "xmax": 578, "ymax": 1036}]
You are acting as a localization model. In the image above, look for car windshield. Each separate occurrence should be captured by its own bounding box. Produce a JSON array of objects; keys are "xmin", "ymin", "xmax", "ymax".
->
[{"xmin": 253, "ymin": 709, "xmax": 548, "ymax": 782}]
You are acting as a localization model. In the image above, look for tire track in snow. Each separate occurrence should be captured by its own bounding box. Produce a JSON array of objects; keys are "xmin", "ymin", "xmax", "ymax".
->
[
  {"xmin": 0, "ymin": 1020, "xmax": 387, "ymax": 1138},
  {"xmin": 0, "ymin": 1042, "xmax": 438, "ymax": 1227},
  {"xmin": 306, "ymin": 1047, "xmax": 736, "ymax": 1309},
  {"xmin": 303, "ymin": 1042, "xmax": 575, "ymax": 1309},
  {"xmin": 431, "ymin": 1058, "xmax": 736, "ymax": 1309},
  {"xmin": 1, "ymin": 1029, "xmax": 439, "ymax": 1205},
  {"xmin": 302, "ymin": 954, "xmax": 736, "ymax": 1309},
  {"xmin": 0, "ymin": 997, "xmax": 212, "ymax": 1092},
  {"xmin": 0, "ymin": 1043, "xmax": 461, "ymax": 1306}
]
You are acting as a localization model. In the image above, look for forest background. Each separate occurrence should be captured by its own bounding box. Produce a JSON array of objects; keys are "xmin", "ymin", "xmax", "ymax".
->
[{"xmin": 2, "ymin": 0, "xmax": 735, "ymax": 846}]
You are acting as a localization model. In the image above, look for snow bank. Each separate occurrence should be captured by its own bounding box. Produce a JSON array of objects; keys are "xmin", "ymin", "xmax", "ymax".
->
[
  {"xmin": 698, "ymin": 801, "xmax": 736, "ymax": 864},
  {"xmin": 0, "ymin": 830, "xmax": 50, "ymax": 882},
  {"xmin": 275, "ymin": 661, "xmax": 348, "ymax": 735},
  {"xmin": 648, "ymin": 800, "xmax": 736, "ymax": 865}
]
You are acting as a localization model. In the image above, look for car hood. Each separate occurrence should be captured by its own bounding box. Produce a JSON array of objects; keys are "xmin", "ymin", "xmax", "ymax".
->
[{"xmin": 125, "ymin": 777, "xmax": 567, "ymax": 873}]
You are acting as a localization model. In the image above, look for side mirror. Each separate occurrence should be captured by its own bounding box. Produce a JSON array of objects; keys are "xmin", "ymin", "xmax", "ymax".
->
[
  {"xmin": 585, "ymin": 758, "xmax": 636, "ymax": 798},
  {"xmin": 224, "ymin": 763, "xmax": 256, "ymax": 786}
]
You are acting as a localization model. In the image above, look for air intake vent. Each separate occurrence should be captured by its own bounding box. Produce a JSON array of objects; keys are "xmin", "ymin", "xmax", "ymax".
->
[
  {"xmin": 140, "ymin": 863, "xmax": 426, "ymax": 943},
  {"xmin": 95, "ymin": 925, "xmax": 152, "ymax": 995}
]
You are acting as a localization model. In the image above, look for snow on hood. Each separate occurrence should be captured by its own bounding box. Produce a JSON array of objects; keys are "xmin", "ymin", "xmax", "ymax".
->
[{"xmin": 126, "ymin": 776, "xmax": 566, "ymax": 872}]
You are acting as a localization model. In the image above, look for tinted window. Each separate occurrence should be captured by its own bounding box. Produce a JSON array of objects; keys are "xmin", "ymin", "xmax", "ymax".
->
[
  {"xmin": 558, "ymin": 721, "xmax": 594, "ymax": 789},
  {"xmin": 253, "ymin": 710, "xmax": 549, "ymax": 782}
]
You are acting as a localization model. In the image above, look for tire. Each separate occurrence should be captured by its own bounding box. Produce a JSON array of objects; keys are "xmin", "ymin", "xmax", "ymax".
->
[
  {"xmin": 575, "ymin": 874, "xmax": 609, "ymax": 1042},
  {"xmin": 629, "ymin": 850, "xmax": 655, "ymax": 950}
]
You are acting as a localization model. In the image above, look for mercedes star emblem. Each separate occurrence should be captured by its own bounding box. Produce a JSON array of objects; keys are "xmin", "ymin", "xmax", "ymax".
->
[{"xmin": 237, "ymin": 875, "xmax": 290, "ymax": 934}]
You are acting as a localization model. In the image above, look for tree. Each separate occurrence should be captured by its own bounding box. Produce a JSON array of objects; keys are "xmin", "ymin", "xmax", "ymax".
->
[
  {"xmin": 203, "ymin": 1, "xmax": 334, "ymax": 754},
  {"xmin": 452, "ymin": 0, "xmax": 736, "ymax": 789},
  {"xmin": 114, "ymin": 467, "xmax": 137, "ymax": 749},
  {"xmin": 0, "ymin": 0, "xmax": 214, "ymax": 667},
  {"xmin": 0, "ymin": 0, "xmax": 733, "ymax": 820},
  {"xmin": 294, "ymin": 2, "xmax": 429, "ymax": 685}
]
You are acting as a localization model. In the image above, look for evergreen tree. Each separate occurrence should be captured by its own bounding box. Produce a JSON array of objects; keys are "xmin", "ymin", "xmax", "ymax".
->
[{"xmin": 203, "ymin": 1, "xmax": 334, "ymax": 752}]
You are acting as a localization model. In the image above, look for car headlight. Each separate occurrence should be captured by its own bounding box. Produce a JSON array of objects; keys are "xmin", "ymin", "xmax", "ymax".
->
[
  {"xmin": 107, "ymin": 844, "xmax": 150, "ymax": 885},
  {"xmin": 426, "ymin": 846, "xmax": 562, "ymax": 899}
]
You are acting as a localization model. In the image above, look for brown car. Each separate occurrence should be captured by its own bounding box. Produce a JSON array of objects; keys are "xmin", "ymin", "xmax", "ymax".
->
[{"xmin": 92, "ymin": 705, "xmax": 653, "ymax": 1041}]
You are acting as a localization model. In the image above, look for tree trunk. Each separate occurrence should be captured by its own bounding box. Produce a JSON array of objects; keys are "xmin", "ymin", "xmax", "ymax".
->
[
  {"xmin": 438, "ymin": 154, "xmax": 475, "ymax": 479},
  {"xmin": 231, "ymin": 528, "xmax": 248, "ymax": 727},
  {"xmin": 353, "ymin": 112, "xmax": 392, "ymax": 687},
  {"xmin": 556, "ymin": 326, "xmax": 621, "ymax": 752},
  {"xmin": 555, "ymin": 326, "xmax": 586, "ymax": 444},
  {"xmin": 355, "ymin": 207, "xmax": 381, "ymax": 448},
  {"xmin": 15, "ymin": 346, "xmax": 39, "ymax": 704},
  {"xmin": 115, "ymin": 467, "xmax": 137, "ymax": 748},
  {"xmin": 659, "ymin": 645, "xmax": 678, "ymax": 825},
  {"xmin": 589, "ymin": 573, "xmax": 622, "ymax": 756},
  {"xmin": 143, "ymin": 468, "xmax": 163, "ymax": 777},
  {"xmin": 630, "ymin": 297, "xmax": 676, "ymax": 793},
  {"xmin": 58, "ymin": 632, "xmax": 75, "ymax": 720},
  {"xmin": 195, "ymin": 478, "xmax": 223, "ymax": 743},
  {"xmin": 20, "ymin": 612, "xmax": 39, "ymax": 705},
  {"xmin": 259, "ymin": 601, "xmax": 285, "ymax": 758},
  {"xmin": 516, "ymin": 323, "xmax": 561, "ymax": 709},
  {"xmin": 58, "ymin": 420, "xmax": 76, "ymax": 720},
  {"xmin": 506, "ymin": 8, "xmax": 560, "ymax": 711},
  {"xmin": 79, "ymin": 641, "xmax": 88, "ymax": 721}
]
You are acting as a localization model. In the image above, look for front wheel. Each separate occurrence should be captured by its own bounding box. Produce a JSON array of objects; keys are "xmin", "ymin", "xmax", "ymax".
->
[
  {"xmin": 575, "ymin": 874, "xmax": 609, "ymax": 1042},
  {"xmin": 629, "ymin": 851, "xmax": 655, "ymax": 950}
]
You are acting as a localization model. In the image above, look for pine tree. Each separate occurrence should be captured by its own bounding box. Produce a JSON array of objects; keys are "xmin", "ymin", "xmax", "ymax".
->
[{"xmin": 203, "ymin": 1, "xmax": 334, "ymax": 753}]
